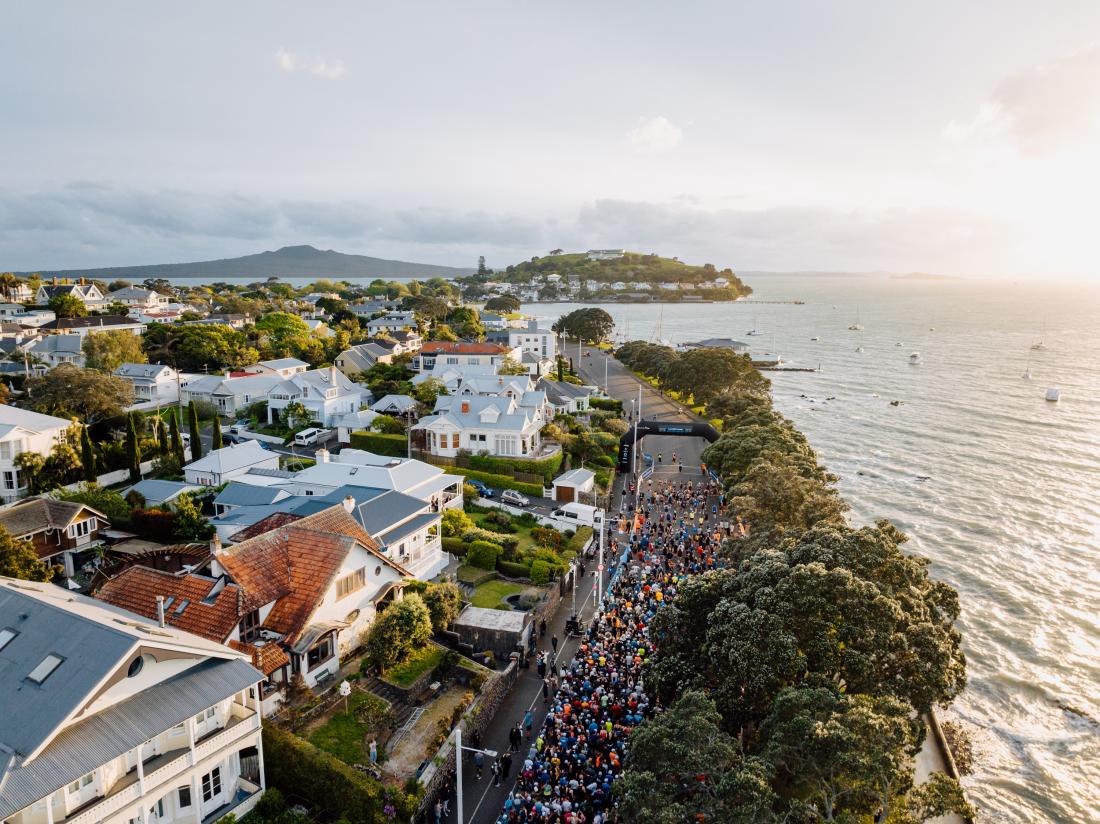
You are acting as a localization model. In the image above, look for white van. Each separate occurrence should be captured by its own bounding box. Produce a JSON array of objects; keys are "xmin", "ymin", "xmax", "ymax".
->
[
  {"xmin": 293, "ymin": 427, "xmax": 323, "ymax": 446},
  {"xmin": 551, "ymin": 502, "xmax": 604, "ymax": 528}
]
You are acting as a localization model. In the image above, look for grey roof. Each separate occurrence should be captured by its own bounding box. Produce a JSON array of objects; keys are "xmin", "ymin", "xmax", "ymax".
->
[
  {"xmin": 0, "ymin": 584, "xmax": 137, "ymax": 759},
  {"xmin": 28, "ymin": 333, "xmax": 82, "ymax": 355},
  {"xmin": 258, "ymin": 357, "xmax": 308, "ymax": 370},
  {"xmin": 113, "ymin": 363, "xmax": 173, "ymax": 380},
  {"xmin": 454, "ymin": 605, "xmax": 528, "ymax": 632},
  {"xmin": 343, "ymin": 489, "xmax": 426, "ymax": 536},
  {"xmin": 0, "ymin": 658, "xmax": 260, "ymax": 817},
  {"xmin": 538, "ymin": 378, "xmax": 592, "ymax": 402},
  {"xmin": 129, "ymin": 479, "xmax": 200, "ymax": 504},
  {"xmin": 214, "ymin": 482, "xmax": 290, "ymax": 508},
  {"xmin": 371, "ymin": 394, "xmax": 418, "ymax": 414},
  {"xmin": 377, "ymin": 511, "xmax": 438, "ymax": 547}
]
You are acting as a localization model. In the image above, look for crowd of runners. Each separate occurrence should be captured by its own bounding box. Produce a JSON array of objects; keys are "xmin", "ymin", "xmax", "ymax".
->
[{"xmin": 489, "ymin": 467, "xmax": 733, "ymax": 823}]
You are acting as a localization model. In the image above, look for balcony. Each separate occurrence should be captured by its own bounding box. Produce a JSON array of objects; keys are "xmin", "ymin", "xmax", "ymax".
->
[
  {"xmin": 193, "ymin": 706, "xmax": 260, "ymax": 764},
  {"xmin": 200, "ymin": 780, "xmax": 262, "ymax": 824},
  {"xmin": 61, "ymin": 748, "xmax": 189, "ymax": 824}
]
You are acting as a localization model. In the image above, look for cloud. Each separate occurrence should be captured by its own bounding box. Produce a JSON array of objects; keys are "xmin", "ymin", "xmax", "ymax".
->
[
  {"xmin": 943, "ymin": 43, "xmax": 1100, "ymax": 153},
  {"xmin": 628, "ymin": 115, "xmax": 683, "ymax": 150},
  {"xmin": 274, "ymin": 47, "xmax": 345, "ymax": 80}
]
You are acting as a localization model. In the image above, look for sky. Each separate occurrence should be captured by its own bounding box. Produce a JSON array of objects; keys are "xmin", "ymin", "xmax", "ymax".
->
[{"xmin": 2, "ymin": 1, "xmax": 1100, "ymax": 278}]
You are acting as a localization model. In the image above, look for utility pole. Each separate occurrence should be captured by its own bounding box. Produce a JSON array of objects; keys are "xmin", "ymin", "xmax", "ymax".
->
[
  {"xmin": 454, "ymin": 727, "xmax": 497, "ymax": 824},
  {"xmin": 597, "ymin": 512, "xmax": 605, "ymax": 606},
  {"xmin": 604, "ymin": 353, "xmax": 608, "ymax": 395}
]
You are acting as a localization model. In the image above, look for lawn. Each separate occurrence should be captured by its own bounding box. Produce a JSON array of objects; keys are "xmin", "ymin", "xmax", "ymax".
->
[
  {"xmin": 472, "ymin": 514, "xmax": 539, "ymax": 554},
  {"xmin": 456, "ymin": 565, "xmax": 496, "ymax": 585},
  {"xmin": 470, "ymin": 579, "xmax": 525, "ymax": 609},
  {"xmin": 307, "ymin": 689, "xmax": 392, "ymax": 765},
  {"xmin": 382, "ymin": 643, "xmax": 445, "ymax": 688}
]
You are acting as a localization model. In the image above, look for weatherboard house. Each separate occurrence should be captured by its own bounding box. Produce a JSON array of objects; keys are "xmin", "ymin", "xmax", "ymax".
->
[{"xmin": 0, "ymin": 577, "xmax": 267, "ymax": 824}]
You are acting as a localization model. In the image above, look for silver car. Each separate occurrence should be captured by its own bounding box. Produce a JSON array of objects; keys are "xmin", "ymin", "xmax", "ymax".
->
[{"xmin": 501, "ymin": 489, "xmax": 530, "ymax": 507}]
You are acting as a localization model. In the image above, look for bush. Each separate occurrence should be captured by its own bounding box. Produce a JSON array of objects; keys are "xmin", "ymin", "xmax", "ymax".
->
[
  {"xmin": 442, "ymin": 536, "xmax": 466, "ymax": 556},
  {"xmin": 530, "ymin": 560, "xmax": 552, "ymax": 585},
  {"xmin": 131, "ymin": 508, "xmax": 179, "ymax": 542},
  {"xmin": 441, "ymin": 508, "xmax": 474, "ymax": 537},
  {"xmin": 483, "ymin": 510, "xmax": 515, "ymax": 532},
  {"xmin": 262, "ymin": 722, "xmax": 415, "ymax": 823},
  {"xmin": 497, "ymin": 560, "xmax": 533, "ymax": 579},
  {"xmin": 566, "ymin": 526, "xmax": 594, "ymax": 554},
  {"xmin": 190, "ymin": 400, "xmax": 218, "ymax": 421},
  {"xmin": 348, "ymin": 430, "xmax": 407, "ymax": 457},
  {"xmin": 467, "ymin": 540, "xmax": 502, "ymax": 570},
  {"xmin": 463, "ymin": 527, "xmax": 518, "ymax": 553},
  {"xmin": 363, "ymin": 594, "xmax": 433, "ymax": 671},
  {"xmin": 423, "ymin": 583, "xmax": 461, "ymax": 631},
  {"xmin": 531, "ymin": 526, "xmax": 563, "ymax": 549},
  {"xmin": 465, "ymin": 450, "xmax": 564, "ymax": 484},
  {"xmin": 590, "ymin": 397, "xmax": 623, "ymax": 412},
  {"xmin": 592, "ymin": 454, "xmax": 615, "ymax": 468},
  {"xmin": 371, "ymin": 414, "xmax": 406, "ymax": 434},
  {"xmin": 443, "ymin": 467, "xmax": 543, "ymax": 497}
]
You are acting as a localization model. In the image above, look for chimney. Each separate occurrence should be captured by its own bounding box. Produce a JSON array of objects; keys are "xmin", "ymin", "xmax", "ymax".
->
[
  {"xmin": 330, "ymin": 364, "xmax": 338, "ymax": 384},
  {"xmin": 53, "ymin": 276, "xmax": 58, "ymax": 286},
  {"xmin": 210, "ymin": 533, "xmax": 223, "ymax": 556},
  {"xmin": 156, "ymin": 595, "xmax": 166, "ymax": 627},
  {"xmin": 342, "ymin": 495, "xmax": 355, "ymax": 514},
  {"xmin": 316, "ymin": 447, "xmax": 329, "ymax": 463}
]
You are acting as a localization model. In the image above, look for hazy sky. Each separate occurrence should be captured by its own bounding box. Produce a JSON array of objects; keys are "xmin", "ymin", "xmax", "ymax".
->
[{"xmin": 3, "ymin": 1, "xmax": 1100, "ymax": 277}]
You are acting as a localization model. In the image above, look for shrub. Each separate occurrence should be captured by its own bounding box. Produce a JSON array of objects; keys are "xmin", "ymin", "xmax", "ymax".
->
[
  {"xmin": 497, "ymin": 560, "xmax": 533, "ymax": 579},
  {"xmin": 530, "ymin": 560, "xmax": 552, "ymax": 585},
  {"xmin": 593, "ymin": 454, "xmax": 615, "ymax": 468},
  {"xmin": 348, "ymin": 431, "xmax": 407, "ymax": 457},
  {"xmin": 566, "ymin": 526, "xmax": 594, "ymax": 554},
  {"xmin": 463, "ymin": 527, "xmax": 518, "ymax": 552},
  {"xmin": 371, "ymin": 414, "xmax": 407, "ymax": 434},
  {"xmin": 423, "ymin": 582, "xmax": 462, "ymax": 631},
  {"xmin": 441, "ymin": 508, "xmax": 474, "ymax": 537},
  {"xmin": 364, "ymin": 593, "xmax": 432, "ymax": 671},
  {"xmin": 442, "ymin": 536, "xmax": 466, "ymax": 556},
  {"xmin": 531, "ymin": 526, "xmax": 563, "ymax": 549},
  {"xmin": 443, "ymin": 467, "xmax": 543, "ymax": 497},
  {"xmin": 590, "ymin": 397, "xmax": 623, "ymax": 412},
  {"xmin": 131, "ymin": 508, "xmax": 179, "ymax": 542},
  {"xmin": 483, "ymin": 510, "xmax": 515, "ymax": 531},
  {"xmin": 262, "ymin": 722, "xmax": 415, "ymax": 823},
  {"xmin": 467, "ymin": 540, "xmax": 502, "ymax": 570},
  {"xmin": 466, "ymin": 450, "xmax": 563, "ymax": 484}
]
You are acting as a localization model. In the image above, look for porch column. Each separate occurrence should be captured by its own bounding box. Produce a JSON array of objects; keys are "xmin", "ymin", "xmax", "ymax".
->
[
  {"xmin": 253, "ymin": 686, "xmax": 266, "ymax": 789},
  {"xmin": 135, "ymin": 745, "xmax": 146, "ymax": 796},
  {"xmin": 191, "ymin": 773, "xmax": 201, "ymax": 824},
  {"xmin": 186, "ymin": 718, "xmax": 196, "ymax": 765},
  {"xmin": 44, "ymin": 792, "xmax": 54, "ymax": 824}
]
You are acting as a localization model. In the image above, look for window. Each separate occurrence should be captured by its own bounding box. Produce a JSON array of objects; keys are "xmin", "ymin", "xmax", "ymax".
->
[
  {"xmin": 69, "ymin": 518, "xmax": 94, "ymax": 538},
  {"xmin": 68, "ymin": 772, "xmax": 94, "ymax": 792},
  {"xmin": 336, "ymin": 567, "xmax": 366, "ymax": 599},
  {"xmin": 240, "ymin": 609, "xmax": 261, "ymax": 642},
  {"xmin": 201, "ymin": 767, "xmax": 222, "ymax": 802},
  {"xmin": 445, "ymin": 357, "xmax": 459, "ymax": 365},
  {"xmin": 0, "ymin": 627, "xmax": 17, "ymax": 651},
  {"xmin": 194, "ymin": 706, "xmax": 215, "ymax": 723},
  {"xmin": 307, "ymin": 636, "xmax": 334, "ymax": 670},
  {"xmin": 451, "ymin": 432, "xmax": 459, "ymax": 449},
  {"xmin": 27, "ymin": 653, "xmax": 64, "ymax": 684},
  {"xmin": 178, "ymin": 787, "xmax": 192, "ymax": 808},
  {"xmin": 2, "ymin": 470, "xmax": 17, "ymax": 491}
]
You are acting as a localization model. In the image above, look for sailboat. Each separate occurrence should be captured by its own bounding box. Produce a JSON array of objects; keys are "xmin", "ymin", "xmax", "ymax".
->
[
  {"xmin": 746, "ymin": 314, "xmax": 761, "ymax": 336},
  {"xmin": 848, "ymin": 307, "xmax": 863, "ymax": 331},
  {"xmin": 1030, "ymin": 322, "xmax": 1047, "ymax": 351},
  {"xmin": 855, "ymin": 331, "xmax": 865, "ymax": 353},
  {"xmin": 1022, "ymin": 350, "xmax": 1033, "ymax": 379}
]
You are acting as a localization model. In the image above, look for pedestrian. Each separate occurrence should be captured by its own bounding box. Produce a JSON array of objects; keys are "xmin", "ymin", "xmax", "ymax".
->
[
  {"xmin": 502, "ymin": 751, "xmax": 513, "ymax": 778},
  {"xmin": 440, "ymin": 781, "xmax": 452, "ymax": 816},
  {"xmin": 539, "ymin": 618, "xmax": 547, "ymax": 637},
  {"xmin": 433, "ymin": 799, "xmax": 442, "ymax": 824},
  {"xmin": 368, "ymin": 739, "xmax": 377, "ymax": 764},
  {"xmin": 542, "ymin": 677, "xmax": 550, "ymax": 703},
  {"xmin": 551, "ymin": 634, "xmax": 559, "ymax": 654},
  {"xmin": 524, "ymin": 708, "xmax": 533, "ymax": 738},
  {"xmin": 492, "ymin": 757, "xmax": 502, "ymax": 786},
  {"xmin": 657, "ymin": 452, "xmax": 663, "ymax": 463},
  {"xmin": 536, "ymin": 654, "xmax": 546, "ymax": 678},
  {"xmin": 474, "ymin": 749, "xmax": 484, "ymax": 780},
  {"xmin": 509, "ymin": 723, "xmax": 521, "ymax": 752}
]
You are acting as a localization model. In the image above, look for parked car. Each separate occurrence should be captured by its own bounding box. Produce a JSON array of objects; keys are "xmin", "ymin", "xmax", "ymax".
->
[
  {"xmin": 642, "ymin": 452, "xmax": 654, "ymax": 466},
  {"xmin": 467, "ymin": 480, "xmax": 494, "ymax": 498},
  {"xmin": 501, "ymin": 489, "xmax": 530, "ymax": 507}
]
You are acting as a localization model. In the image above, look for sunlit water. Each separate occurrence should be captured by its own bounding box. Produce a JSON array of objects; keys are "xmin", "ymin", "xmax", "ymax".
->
[{"xmin": 537, "ymin": 278, "xmax": 1100, "ymax": 824}]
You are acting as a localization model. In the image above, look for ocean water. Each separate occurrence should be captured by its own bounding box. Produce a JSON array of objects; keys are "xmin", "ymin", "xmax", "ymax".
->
[{"xmin": 536, "ymin": 278, "xmax": 1100, "ymax": 824}]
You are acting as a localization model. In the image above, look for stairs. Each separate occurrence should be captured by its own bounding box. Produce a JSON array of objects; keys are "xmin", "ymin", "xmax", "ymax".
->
[{"xmin": 362, "ymin": 676, "xmax": 417, "ymax": 742}]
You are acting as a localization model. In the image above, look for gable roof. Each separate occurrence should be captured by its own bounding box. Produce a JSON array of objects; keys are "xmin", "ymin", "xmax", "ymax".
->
[
  {"xmin": 40, "ymin": 316, "xmax": 140, "ymax": 332},
  {"xmin": 28, "ymin": 333, "xmax": 82, "ymax": 355},
  {"xmin": 0, "ymin": 404, "xmax": 73, "ymax": 435},
  {"xmin": 113, "ymin": 362, "xmax": 174, "ymax": 380},
  {"xmin": 128, "ymin": 479, "xmax": 201, "ymax": 504},
  {"xmin": 0, "ymin": 498, "xmax": 106, "ymax": 549},
  {"xmin": 371, "ymin": 394, "xmax": 417, "ymax": 413},
  {"xmin": 214, "ymin": 482, "xmax": 291, "ymax": 508},
  {"xmin": 257, "ymin": 357, "xmax": 308, "ymax": 370},
  {"xmin": 420, "ymin": 341, "xmax": 509, "ymax": 355},
  {"xmin": 185, "ymin": 439, "xmax": 273, "ymax": 475}
]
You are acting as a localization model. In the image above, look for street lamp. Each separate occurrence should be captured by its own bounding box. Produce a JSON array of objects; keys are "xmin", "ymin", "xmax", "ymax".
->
[{"xmin": 454, "ymin": 727, "xmax": 497, "ymax": 824}]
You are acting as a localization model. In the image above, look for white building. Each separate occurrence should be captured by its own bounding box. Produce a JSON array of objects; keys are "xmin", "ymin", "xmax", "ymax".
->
[
  {"xmin": 180, "ymin": 374, "xmax": 282, "ymax": 419},
  {"xmin": 39, "ymin": 316, "xmax": 146, "ymax": 338},
  {"xmin": 27, "ymin": 334, "xmax": 84, "ymax": 369},
  {"xmin": 364, "ymin": 312, "xmax": 418, "ymax": 335},
  {"xmin": 413, "ymin": 341, "xmax": 521, "ymax": 373},
  {"xmin": 239, "ymin": 358, "xmax": 309, "ymax": 379},
  {"xmin": 104, "ymin": 287, "xmax": 170, "ymax": 311},
  {"xmin": 0, "ymin": 405, "xmax": 74, "ymax": 501},
  {"xmin": 34, "ymin": 282, "xmax": 105, "ymax": 308},
  {"xmin": 184, "ymin": 441, "xmax": 280, "ymax": 487},
  {"xmin": 114, "ymin": 363, "xmax": 181, "ymax": 402},
  {"xmin": 335, "ymin": 409, "xmax": 380, "ymax": 444},
  {"xmin": 413, "ymin": 395, "xmax": 543, "ymax": 459},
  {"xmin": 552, "ymin": 468, "xmax": 596, "ymax": 503},
  {"xmin": 0, "ymin": 577, "xmax": 266, "ymax": 824},
  {"xmin": 265, "ymin": 366, "xmax": 364, "ymax": 428},
  {"xmin": 507, "ymin": 319, "xmax": 557, "ymax": 361}
]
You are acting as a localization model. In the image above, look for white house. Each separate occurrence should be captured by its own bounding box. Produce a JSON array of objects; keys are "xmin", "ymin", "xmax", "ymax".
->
[
  {"xmin": 265, "ymin": 366, "xmax": 364, "ymax": 427},
  {"xmin": 335, "ymin": 409, "xmax": 380, "ymax": 443},
  {"xmin": 507, "ymin": 319, "xmax": 557, "ymax": 361},
  {"xmin": 104, "ymin": 286, "xmax": 170, "ymax": 311},
  {"xmin": 114, "ymin": 363, "xmax": 181, "ymax": 402},
  {"xmin": 184, "ymin": 441, "xmax": 280, "ymax": 487},
  {"xmin": 240, "ymin": 358, "xmax": 309, "ymax": 379},
  {"xmin": 0, "ymin": 405, "xmax": 74, "ymax": 501},
  {"xmin": 39, "ymin": 316, "xmax": 146, "ymax": 338},
  {"xmin": 34, "ymin": 282, "xmax": 105, "ymax": 308},
  {"xmin": 27, "ymin": 333, "xmax": 84, "ymax": 369},
  {"xmin": 413, "ymin": 395, "xmax": 543, "ymax": 459},
  {"xmin": 479, "ymin": 312, "xmax": 508, "ymax": 331},
  {"xmin": 3, "ymin": 281, "xmax": 34, "ymax": 303},
  {"xmin": 538, "ymin": 378, "xmax": 594, "ymax": 414},
  {"xmin": 364, "ymin": 312, "xmax": 418, "ymax": 335},
  {"xmin": 11, "ymin": 309, "xmax": 56, "ymax": 328},
  {"xmin": 0, "ymin": 577, "xmax": 266, "ymax": 824},
  {"xmin": 413, "ymin": 341, "xmax": 521, "ymax": 372},
  {"xmin": 181, "ymin": 374, "xmax": 282, "ymax": 418},
  {"xmin": 95, "ymin": 504, "xmax": 414, "ymax": 699},
  {"xmin": 370, "ymin": 394, "xmax": 418, "ymax": 417}
]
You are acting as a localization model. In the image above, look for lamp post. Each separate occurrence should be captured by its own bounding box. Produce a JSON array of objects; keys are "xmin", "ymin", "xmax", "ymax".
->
[
  {"xmin": 597, "ymin": 511, "xmax": 606, "ymax": 606},
  {"xmin": 454, "ymin": 727, "xmax": 497, "ymax": 824}
]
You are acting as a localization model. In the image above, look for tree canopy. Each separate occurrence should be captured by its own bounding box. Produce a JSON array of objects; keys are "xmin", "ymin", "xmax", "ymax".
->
[
  {"xmin": 82, "ymin": 330, "xmax": 148, "ymax": 372},
  {"xmin": 553, "ymin": 307, "xmax": 614, "ymax": 342},
  {"xmin": 24, "ymin": 364, "xmax": 133, "ymax": 423}
]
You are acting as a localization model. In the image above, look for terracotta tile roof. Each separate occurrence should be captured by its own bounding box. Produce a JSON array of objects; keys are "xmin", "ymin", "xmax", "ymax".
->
[
  {"xmin": 259, "ymin": 529, "xmax": 355, "ymax": 643},
  {"xmin": 228, "ymin": 512, "xmax": 303, "ymax": 543},
  {"xmin": 94, "ymin": 566, "xmax": 242, "ymax": 642},
  {"xmin": 229, "ymin": 640, "xmax": 291, "ymax": 675},
  {"xmin": 420, "ymin": 341, "xmax": 509, "ymax": 355}
]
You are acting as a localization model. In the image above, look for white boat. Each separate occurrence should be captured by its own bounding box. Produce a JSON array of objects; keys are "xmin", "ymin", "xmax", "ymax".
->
[
  {"xmin": 1022, "ymin": 367, "xmax": 1032, "ymax": 380},
  {"xmin": 746, "ymin": 314, "xmax": 761, "ymax": 336},
  {"xmin": 1031, "ymin": 321, "xmax": 1047, "ymax": 350},
  {"xmin": 908, "ymin": 352, "xmax": 922, "ymax": 365},
  {"xmin": 810, "ymin": 336, "xmax": 820, "ymax": 341},
  {"xmin": 1045, "ymin": 387, "xmax": 1061, "ymax": 402},
  {"xmin": 848, "ymin": 306, "xmax": 864, "ymax": 331},
  {"xmin": 895, "ymin": 342, "xmax": 903, "ymax": 347}
]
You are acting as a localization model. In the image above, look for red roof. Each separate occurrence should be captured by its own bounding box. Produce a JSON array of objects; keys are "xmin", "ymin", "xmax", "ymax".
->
[{"xmin": 420, "ymin": 341, "xmax": 510, "ymax": 355}]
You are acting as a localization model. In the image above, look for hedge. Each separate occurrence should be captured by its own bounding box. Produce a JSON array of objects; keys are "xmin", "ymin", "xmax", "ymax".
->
[
  {"xmin": 590, "ymin": 397, "xmax": 623, "ymax": 413},
  {"xmin": 467, "ymin": 540, "xmax": 503, "ymax": 570},
  {"xmin": 348, "ymin": 431, "xmax": 408, "ymax": 457},
  {"xmin": 497, "ymin": 560, "xmax": 533, "ymax": 579},
  {"xmin": 530, "ymin": 560, "xmax": 553, "ymax": 585},
  {"xmin": 262, "ymin": 721, "xmax": 416, "ymax": 823},
  {"xmin": 463, "ymin": 527, "xmax": 519, "ymax": 553},
  {"xmin": 466, "ymin": 450, "xmax": 564, "ymax": 484},
  {"xmin": 442, "ymin": 536, "xmax": 467, "ymax": 556},
  {"xmin": 566, "ymin": 526, "xmax": 594, "ymax": 555},
  {"xmin": 444, "ymin": 466, "xmax": 544, "ymax": 497}
]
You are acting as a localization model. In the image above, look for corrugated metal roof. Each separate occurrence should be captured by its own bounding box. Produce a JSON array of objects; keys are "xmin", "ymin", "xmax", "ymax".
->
[
  {"xmin": 377, "ymin": 512, "xmax": 439, "ymax": 547},
  {"xmin": 213, "ymin": 483, "xmax": 289, "ymax": 508},
  {"xmin": 0, "ymin": 658, "xmax": 261, "ymax": 817}
]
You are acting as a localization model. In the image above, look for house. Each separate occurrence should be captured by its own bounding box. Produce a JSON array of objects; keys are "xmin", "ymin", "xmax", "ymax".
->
[
  {"xmin": 334, "ymin": 342, "xmax": 394, "ymax": 377},
  {"xmin": 27, "ymin": 333, "xmax": 84, "ymax": 368},
  {"xmin": 387, "ymin": 329, "xmax": 423, "ymax": 353},
  {"xmin": 212, "ymin": 482, "xmax": 293, "ymax": 517},
  {"xmin": 3, "ymin": 281, "xmax": 33, "ymax": 303},
  {"xmin": 10, "ymin": 309, "xmax": 56, "ymax": 328},
  {"xmin": 180, "ymin": 374, "xmax": 282, "ymax": 418},
  {"xmin": 38, "ymin": 315, "xmax": 146, "ymax": 338},
  {"xmin": 240, "ymin": 358, "xmax": 309, "ymax": 379},
  {"xmin": 370, "ymin": 394, "xmax": 418, "ymax": 417},
  {"xmin": 538, "ymin": 377, "xmax": 594, "ymax": 414},
  {"xmin": 0, "ymin": 303, "xmax": 26, "ymax": 317},
  {"xmin": 336, "ymin": 409, "xmax": 380, "ymax": 443},
  {"xmin": 347, "ymin": 301, "xmax": 394, "ymax": 318},
  {"xmin": 0, "ymin": 405, "xmax": 73, "ymax": 502},
  {"xmin": 184, "ymin": 441, "xmax": 280, "ymax": 487},
  {"xmin": 479, "ymin": 312, "xmax": 508, "ymax": 331},
  {"xmin": 0, "ymin": 497, "xmax": 108, "ymax": 578},
  {"xmin": 95, "ymin": 503, "xmax": 413, "ymax": 702},
  {"xmin": 128, "ymin": 479, "xmax": 204, "ymax": 509},
  {"xmin": 34, "ymin": 281, "xmax": 105, "ymax": 308},
  {"xmin": 364, "ymin": 312, "xmax": 418, "ymax": 335},
  {"xmin": 114, "ymin": 362, "xmax": 181, "ymax": 402},
  {"xmin": 104, "ymin": 286, "xmax": 169, "ymax": 311},
  {"xmin": 413, "ymin": 341, "xmax": 520, "ymax": 372},
  {"xmin": 0, "ymin": 577, "xmax": 266, "ymax": 824},
  {"xmin": 506, "ymin": 319, "xmax": 557, "ymax": 361},
  {"xmin": 231, "ymin": 449, "xmax": 465, "ymax": 513},
  {"xmin": 413, "ymin": 395, "xmax": 543, "ymax": 459},
  {"xmin": 552, "ymin": 468, "xmax": 596, "ymax": 504},
  {"xmin": 265, "ymin": 366, "xmax": 364, "ymax": 427},
  {"xmin": 410, "ymin": 362, "xmax": 500, "ymax": 393},
  {"xmin": 303, "ymin": 318, "xmax": 333, "ymax": 338},
  {"xmin": 586, "ymin": 249, "xmax": 625, "ymax": 260},
  {"xmin": 452, "ymin": 374, "xmax": 532, "ymax": 400},
  {"xmin": 194, "ymin": 313, "xmax": 251, "ymax": 330}
]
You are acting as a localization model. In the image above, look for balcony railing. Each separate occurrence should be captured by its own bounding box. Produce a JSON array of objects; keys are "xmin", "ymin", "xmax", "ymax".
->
[{"xmin": 193, "ymin": 708, "xmax": 259, "ymax": 763}]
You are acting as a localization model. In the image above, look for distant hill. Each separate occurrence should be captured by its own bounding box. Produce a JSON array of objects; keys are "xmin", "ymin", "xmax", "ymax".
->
[{"xmin": 15, "ymin": 245, "xmax": 475, "ymax": 280}]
